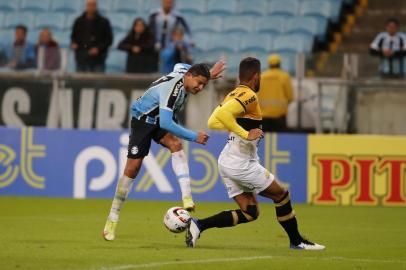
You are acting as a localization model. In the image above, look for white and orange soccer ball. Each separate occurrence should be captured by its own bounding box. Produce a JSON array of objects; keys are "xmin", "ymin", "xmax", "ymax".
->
[{"xmin": 163, "ymin": 207, "xmax": 191, "ymax": 233}]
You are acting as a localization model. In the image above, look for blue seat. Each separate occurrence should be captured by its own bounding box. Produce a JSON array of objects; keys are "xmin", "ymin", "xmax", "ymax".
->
[
  {"xmin": 51, "ymin": 0, "xmax": 83, "ymax": 13},
  {"xmin": 0, "ymin": 12, "xmax": 5, "ymax": 27},
  {"xmin": 34, "ymin": 13, "xmax": 66, "ymax": 31},
  {"xmin": 268, "ymin": 0, "xmax": 299, "ymax": 17},
  {"xmin": 286, "ymin": 16, "xmax": 319, "ymax": 36},
  {"xmin": 52, "ymin": 30, "xmax": 71, "ymax": 48},
  {"xmin": 0, "ymin": 29, "xmax": 14, "ymax": 44},
  {"xmin": 113, "ymin": 30, "xmax": 127, "ymax": 48},
  {"xmin": 189, "ymin": 15, "xmax": 222, "ymax": 33},
  {"xmin": 238, "ymin": 0, "xmax": 268, "ymax": 16},
  {"xmin": 311, "ymin": 16, "xmax": 328, "ymax": 41},
  {"xmin": 207, "ymin": 0, "xmax": 238, "ymax": 15},
  {"xmin": 26, "ymin": 28, "xmax": 40, "ymax": 44},
  {"xmin": 0, "ymin": 0, "xmax": 19, "ymax": 12},
  {"xmin": 142, "ymin": 0, "xmax": 161, "ymax": 14},
  {"xmin": 273, "ymin": 34, "xmax": 314, "ymax": 54},
  {"xmin": 192, "ymin": 51, "xmax": 223, "ymax": 65},
  {"xmin": 20, "ymin": 0, "xmax": 51, "ymax": 12},
  {"xmin": 300, "ymin": 0, "xmax": 331, "ymax": 20},
  {"xmin": 65, "ymin": 13, "xmax": 79, "ymax": 30},
  {"xmin": 106, "ymin": 49, "xmax": 127, "ymax": 73},
  {"xmin": 193, "ymin": 32, "xmax": 211, "ymax": 51},
  {"xmin": 329, "ymin": 0, "xmax": 343, "ymax": 23},
  {"xmin": 286, "ymin": 16, "xmax": 328, "ymax": 42},
  {"xmin": 226, "ymin": 52, "xmax": 244, "ymax": 75},
  {"xmin": 177, "ymin": 0, "xmax": 206, "ymax": 15},
  {"xmin": 223, "ymin": 16, "xmax": 254, "ymax": 33},
  {"xmin": 4, "ymin": 12, "xmax": 34, "ymax": 29},
  {"xmin": 207, "ymin": 33, "xmax": 240, "ymax": 53},
  {"xmin": 107, "ymin": 13, "xmax": 130, "ymax": 32},
  {"xmin": 240, "ymin": 33, "xmax": 273, "ymax": 53},
  {"xmin": 97, "ymin": 0, "xmax": 112, "ymax": 14},
  {"xmin": 255, "ymin": 15, "xmax": 285, "ymax": 34},
  {"xmin": 114, "ymin": 0, "xmax": 140, "ymax": 14}
]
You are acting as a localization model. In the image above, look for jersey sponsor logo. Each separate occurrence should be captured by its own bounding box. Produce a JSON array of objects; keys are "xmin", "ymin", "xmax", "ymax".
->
[
  {"xmin": 172, "ymin": 80, "xmax": 183, "ymax": 97},
  {"xmin": 243, "ymin": 95, "xmax": 256, "ymax": 105}
]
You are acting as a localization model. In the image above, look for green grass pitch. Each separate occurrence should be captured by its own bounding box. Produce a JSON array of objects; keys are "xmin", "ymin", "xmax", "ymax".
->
[{"xmin": 0, "ymin": 197, "xmax": 405, "ymax": 270}]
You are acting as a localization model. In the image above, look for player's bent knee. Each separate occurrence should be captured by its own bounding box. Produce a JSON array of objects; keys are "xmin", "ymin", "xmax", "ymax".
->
[
  {"xmin": 166, "ymin": 138, "xmax": 182, "ymax": 153},
  {"xmin": 235, "ymin": 205, "xmax": 259, "ymax": 224},
  {"xmin": 245, "ymin": 205, "xmax": 259, "ymax": 220}
]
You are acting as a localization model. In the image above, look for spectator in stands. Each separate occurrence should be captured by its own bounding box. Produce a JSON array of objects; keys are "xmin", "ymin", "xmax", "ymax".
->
[
  {"xmin": 36, "ymin": 28, "xmax": 60, "ymax": 71},
  {"xmin": 70, "ymin": 0, "xmax": 113, "ymax": 72},
  {"xmin": 0, "ymin": 25, "xmax": 36, "ymax": 70},
  {"xmin": 370, "ymin": 18, "xmax": 406, "ymax": 78},
  {"xmin": 148, "ymin": 0, "xmax": 192, "ymax": 50},
  {"xmin": 160, "ymin": 27, "xmax": 192, "ymax": 74},
  {"xmin": 258, "ymin": 54, "xmax": 293, "ymax": 132},
  {"xmin": 118, "ymin": 18, "xmax": 158, "ymax": 73}
]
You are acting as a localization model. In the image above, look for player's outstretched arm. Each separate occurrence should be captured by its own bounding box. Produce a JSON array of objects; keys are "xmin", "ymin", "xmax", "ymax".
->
[
  {"xmin": 210, "ymin": 60, "xmax": 227, "ymax": 80},
  {"xmin": 160, "ymin": 108, "xmax": 209, "ymax": 144}
]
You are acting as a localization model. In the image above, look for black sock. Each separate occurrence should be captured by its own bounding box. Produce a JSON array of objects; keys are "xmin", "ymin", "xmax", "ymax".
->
[
  {"xmin": 274, "ymin": 191, "xmax": 302, "ymax": 245},
  {"xmin": 198, "ymin": 208, "xmax": 254, "ymax": 232}
]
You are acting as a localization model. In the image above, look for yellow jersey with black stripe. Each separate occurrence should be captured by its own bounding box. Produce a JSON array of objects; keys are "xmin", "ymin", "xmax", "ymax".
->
[
  {"xmin": 221, "ymin": 85, "xmax": 262, "ymax": 123},
  {"xmin": 208, "ymin": 85, "xmax": 262, "ymax": 163}
]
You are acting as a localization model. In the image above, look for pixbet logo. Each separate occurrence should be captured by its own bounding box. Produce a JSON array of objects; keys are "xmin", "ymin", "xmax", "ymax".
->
[{"xmin": 73, "ymin": 133, "xmax": 173, "ymax": 198}]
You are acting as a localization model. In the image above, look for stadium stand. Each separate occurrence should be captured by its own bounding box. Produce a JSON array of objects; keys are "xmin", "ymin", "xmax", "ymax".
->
[
  {"xmin": 0, "ymin": 0, "xmax": 19, "ymax": 12},
  {"xmin": 20, "ymin": 0, "xmax": 52, "ymax": 12},
  {"xmin": 0, "ymin": 0, "xmax": 351, "ymax": 75},
  {"xmin": 114, "ymin": 0, "xmax": 140, "ymax": 14},
  {"xmin": 34, "ymin": 13, "xmax": 66, "ymax": 32},
  {"xmin": 51, "ymin": 0, "xmax": 83, "ymax": 13},
  {"xmin": 177, "ymin": 0, "xmax": 206, "ymax": 15}
]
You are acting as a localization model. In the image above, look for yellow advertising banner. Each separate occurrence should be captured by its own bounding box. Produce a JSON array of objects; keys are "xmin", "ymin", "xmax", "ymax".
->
[{"xmin": 308, "ymin": 135, "xmax": 406, "ymax": 206}]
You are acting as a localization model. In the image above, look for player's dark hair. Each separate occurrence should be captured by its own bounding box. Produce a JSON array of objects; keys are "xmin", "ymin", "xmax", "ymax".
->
[
  {"xmin": 187, "ymin": 63, "xmax": 211, "ymax": 79},
  {"xmin": 239, "ymin": 57, "xmax": 261, "ymax": 82},
  {"xmin": 386, "ymin": 18, "xmax": 399, "ymax": 26},
  {"xmin": 15, "ymin": 24, "xmax": 27, "ymax": 33}
]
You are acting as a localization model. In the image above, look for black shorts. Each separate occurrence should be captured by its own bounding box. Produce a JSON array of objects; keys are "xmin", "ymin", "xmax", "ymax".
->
[{"xmin": 127, "ymin": 117, "xmax": 168, "ymax": 159}]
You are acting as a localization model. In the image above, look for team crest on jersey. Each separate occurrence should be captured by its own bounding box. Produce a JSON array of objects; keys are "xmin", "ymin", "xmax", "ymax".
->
[{"xmin": 131, "ymin": 146, "xmax": 138, "ymax": 155}]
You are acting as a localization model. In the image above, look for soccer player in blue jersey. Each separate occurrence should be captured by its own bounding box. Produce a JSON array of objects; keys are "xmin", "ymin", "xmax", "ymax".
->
[{"xmin": 103, "ymin": 61, "xmax": 226, "ymax": 241}]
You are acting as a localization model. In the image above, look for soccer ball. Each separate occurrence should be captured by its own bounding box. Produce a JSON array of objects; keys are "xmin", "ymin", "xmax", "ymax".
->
[{"xmin": 163, "ymin": 207, "xmax": 191, "ymax": 233}]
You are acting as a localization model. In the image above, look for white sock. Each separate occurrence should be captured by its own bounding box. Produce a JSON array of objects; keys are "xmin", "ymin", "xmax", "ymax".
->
[
  {"xmin": 108, "ymin": 175, "xmax": 134, "ymax": 222},
  {"xmin": 171, "ymin": 150, "xmax": 192, "ymax": 199}
]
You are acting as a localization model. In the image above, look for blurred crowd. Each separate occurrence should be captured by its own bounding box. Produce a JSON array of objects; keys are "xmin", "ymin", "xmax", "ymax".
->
[{"xmin": 0, "ymin": 0, "xmax": 192, "ymax": 73}]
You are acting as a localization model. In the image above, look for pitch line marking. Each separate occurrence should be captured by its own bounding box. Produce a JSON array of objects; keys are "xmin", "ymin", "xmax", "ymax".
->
[{"xmin": 95, "ymin": 255, "xmax": 406, "ymax": 270}]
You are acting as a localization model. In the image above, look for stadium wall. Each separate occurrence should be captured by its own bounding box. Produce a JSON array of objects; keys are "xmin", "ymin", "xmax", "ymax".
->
[{"xmin": 1, "ymin": 126, "xmax": 405, "ymax": 206}]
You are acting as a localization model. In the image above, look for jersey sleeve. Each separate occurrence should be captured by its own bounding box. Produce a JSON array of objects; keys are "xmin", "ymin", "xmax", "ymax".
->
[
  {"xmin": 159, "ymin": 108, "xmax": 198, "ymax": 141},
  {"xmin": 209, "ymin": 99, "xmax": 249, "ymax": 139}
]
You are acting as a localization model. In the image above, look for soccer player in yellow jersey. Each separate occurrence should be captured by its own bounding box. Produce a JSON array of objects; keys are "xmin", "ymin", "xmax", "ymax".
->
[{"xmin": 185, "ymin": 57, "xmax": 325, "ymax": 250}]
